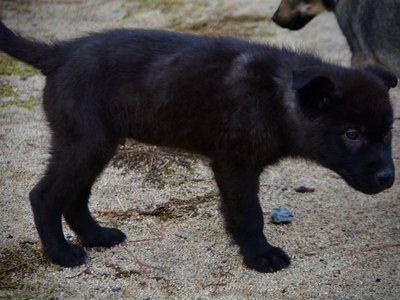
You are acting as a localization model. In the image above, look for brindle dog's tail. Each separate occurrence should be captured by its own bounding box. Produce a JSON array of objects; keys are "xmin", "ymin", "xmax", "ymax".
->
[{"xmin": 0, "ymin": 21, "xmax": 59, "ymax": 75}]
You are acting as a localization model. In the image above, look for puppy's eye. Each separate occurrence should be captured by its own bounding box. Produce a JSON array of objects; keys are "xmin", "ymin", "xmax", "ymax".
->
[{"xmin": 345, "ymin": 129, "xmax": 360, "ymax": 141}]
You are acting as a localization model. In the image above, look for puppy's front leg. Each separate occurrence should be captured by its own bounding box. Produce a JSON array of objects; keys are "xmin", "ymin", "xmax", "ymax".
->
[{"xmin": 212, "ymin": 160, "xmax": 290, "ymax": 272}]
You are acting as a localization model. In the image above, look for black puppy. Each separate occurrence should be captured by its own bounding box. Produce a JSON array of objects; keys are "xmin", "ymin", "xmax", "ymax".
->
[{"xmin": 0, "ymin": 21, "xmax": 396, "ymax": 273}]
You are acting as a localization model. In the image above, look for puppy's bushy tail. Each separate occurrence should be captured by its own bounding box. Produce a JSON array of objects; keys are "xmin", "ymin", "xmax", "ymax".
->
[{"xmin": 0, "ymin": 21, "xmax": 58, "ymax": 75}]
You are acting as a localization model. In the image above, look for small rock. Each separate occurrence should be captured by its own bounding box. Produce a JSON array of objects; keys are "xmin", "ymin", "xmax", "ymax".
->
[
  {"xmin": 112, "ymin": 7, "xmax": 121, "ymax": 14},
  {"xmin": 271, "ymin": 207, "xmax": 293, "ymax": 224},
  {"xmin": 333, "ymin": 269, "xmax": 341, "ymax": 277},
  {"xmin": 319, "ymin": 258, "xmax": 327, "ymax": 265},
  {"xmin": 279, "ymin": 186, "xmax": 288, "ymax": 192},
  {"xmin": 295, "ymin": 179, "xmax": 315, "ymax": 193},
  {"xmin": 295, "ymin": 184, "xmax": 315, "ymax": 193},
  {"xmin": 65, "ymin": 233, "xmax": 73, "ymax": 240},
  {"xmin": 111, "ymin": 287, "xmax": 121, "ymax": 292}
]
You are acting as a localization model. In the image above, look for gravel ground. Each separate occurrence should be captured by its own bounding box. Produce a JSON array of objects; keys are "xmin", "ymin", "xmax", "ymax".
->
[{"xmin": 0, "ymin": 0, "xmax": 399, "ymax": 299}]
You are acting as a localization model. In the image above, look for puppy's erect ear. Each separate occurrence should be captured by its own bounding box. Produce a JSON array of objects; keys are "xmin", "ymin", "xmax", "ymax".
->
[
  {"xmin": 292, "ymin": 67, "xmax": 335, "ymax": 92},
  {"xmin": 292, "ymin": 67, "xmax": 336, "ymax": 115},
  {"xmin": 364, "ymin": 65, "xmax": 397, "ymax": 89}
]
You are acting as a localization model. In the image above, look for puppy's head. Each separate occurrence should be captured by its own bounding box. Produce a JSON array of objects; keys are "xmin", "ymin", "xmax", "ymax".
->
[
  {"xmin": 272, "ymin": 0, "xmax": 328, "ymax": 30},
  {"xmin": 293, "ymin": 64, "xmax": 397, "ymax": 194}
]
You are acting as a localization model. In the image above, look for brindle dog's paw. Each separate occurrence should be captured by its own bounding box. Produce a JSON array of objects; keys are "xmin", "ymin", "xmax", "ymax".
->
[
  {"xmin": 80, "ymin": 227, "xmax": 126, "ymax": 248},
  {"xmin": 244, "ymin": 246, "xmax": 290, "ymax": 273},
  {"xmin": 45, "ymin": 244, "xmax": 88, "ymax": 267}
]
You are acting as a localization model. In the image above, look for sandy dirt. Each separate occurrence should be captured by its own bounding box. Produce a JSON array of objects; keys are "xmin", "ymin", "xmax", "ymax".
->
[{"xmin": 0, "ymin": 0, "xmax": 399, "ymax": 299}]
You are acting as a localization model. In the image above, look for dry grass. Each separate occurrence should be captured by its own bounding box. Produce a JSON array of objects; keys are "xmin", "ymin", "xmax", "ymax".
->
[{"xmin": 111, "ymin": 142, "xmax": 204, "ymax": 188}]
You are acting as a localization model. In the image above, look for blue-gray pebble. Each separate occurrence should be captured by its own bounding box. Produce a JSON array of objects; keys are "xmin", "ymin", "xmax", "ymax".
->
[{"xmin": 271, "ymin": 207, "xmax": 293, "ymax": 224}]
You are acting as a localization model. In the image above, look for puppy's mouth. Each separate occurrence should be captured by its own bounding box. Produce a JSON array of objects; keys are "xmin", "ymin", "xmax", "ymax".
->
[{"xmin": 337, "ymin": 170, "xmax": 394, "ymax": 195}]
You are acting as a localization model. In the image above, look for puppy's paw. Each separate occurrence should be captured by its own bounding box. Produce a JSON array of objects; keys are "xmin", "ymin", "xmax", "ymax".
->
[
  {"xmin": 243, "ymin": 246, "xmax": 290, "ymax": 273},
  {"xmin": 45, "ymin": 244, "xmax": 88, "ymax": 267},
  {"xmin": 80, "ymin": 227, "xmax": 126, "ymax": 248}
]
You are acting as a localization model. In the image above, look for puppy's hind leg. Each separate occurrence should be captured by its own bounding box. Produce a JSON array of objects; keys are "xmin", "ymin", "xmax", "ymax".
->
[
  {"xmin": 61, "ymin": 138, "xmax": 126, "ymax": 249},
  {"xmin": 64, "ymin": 186, "xmax": 126, "ymax": 248},
  {"xmin": 30, "ymin": 135, "xmax": 124, "ymax": 267},
  {"xmin": 30, "ymin": 170, "xmax": 87, "ymax": 267}
]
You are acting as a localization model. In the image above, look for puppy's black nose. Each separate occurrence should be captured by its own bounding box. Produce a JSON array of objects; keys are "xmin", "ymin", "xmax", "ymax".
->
[{"xmin": 375, "ymin": 170, "xmax": 394, "ymax": 187}]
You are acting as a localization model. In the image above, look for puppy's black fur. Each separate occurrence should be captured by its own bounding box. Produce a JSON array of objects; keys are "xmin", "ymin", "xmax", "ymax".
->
[{"xmin": 0, "ymin": 21, "xmax": 397, "ymax": 272}]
